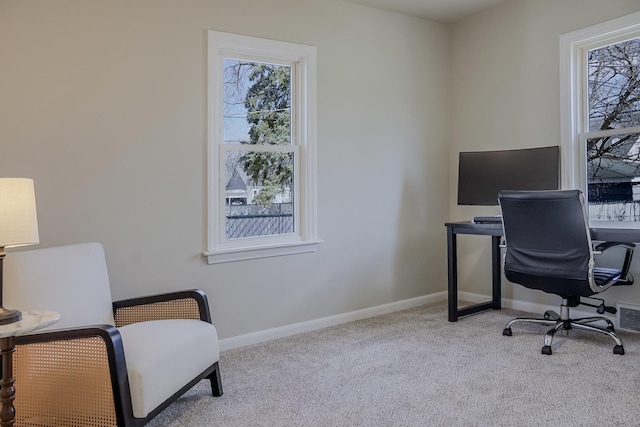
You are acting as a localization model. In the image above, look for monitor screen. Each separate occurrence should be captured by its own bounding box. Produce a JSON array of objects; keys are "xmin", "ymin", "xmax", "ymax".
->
[{"xmin": 457, "ymin": 146, "xmax": 560, "ymax": 206}]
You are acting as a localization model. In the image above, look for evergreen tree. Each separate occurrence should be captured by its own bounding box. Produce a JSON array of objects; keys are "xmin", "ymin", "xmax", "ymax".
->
[{"xmin": 241, "ymin": 64, "xmax": 293, "ymax": 207}]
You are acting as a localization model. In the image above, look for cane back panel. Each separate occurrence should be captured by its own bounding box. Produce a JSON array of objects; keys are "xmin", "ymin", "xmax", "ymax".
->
[
  {"xmin": 14, "ymin": 336, "xmax": 117, "ymax": 426},
  {"xmin": 114, "ymin": 297, "xmax": 201, "ymax": 327}
]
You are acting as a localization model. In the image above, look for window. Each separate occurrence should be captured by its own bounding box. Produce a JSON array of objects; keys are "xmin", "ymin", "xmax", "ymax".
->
[
  {"xmin": 561, "ymin": 12, "xmax": 640, "ymax": 226},
  {"xmin": 205, "ymin": 31, "xmax": 319, "ymax": 263}
]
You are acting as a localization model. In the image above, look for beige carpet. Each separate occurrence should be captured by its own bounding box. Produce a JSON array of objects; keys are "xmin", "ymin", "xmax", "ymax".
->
[{"xmin": 147, "ymin": 301, "xmax": 640, "ymax": 426}]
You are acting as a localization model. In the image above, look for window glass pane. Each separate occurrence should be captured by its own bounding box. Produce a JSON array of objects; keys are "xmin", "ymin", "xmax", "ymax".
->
[
  {"xmin": 588, "ymin": 38, "xmax": 640, "ymax": 132},
  {"xmin": 586, "ymin": 132, "xmax": 640, "ymax": 221},
  {"xmin": 223, "ymin": 59, "xmax": 292, "ymax": 145},
  {"xmin": 225, "ymin": 151, "xmax": 294, "ymax": 239}
]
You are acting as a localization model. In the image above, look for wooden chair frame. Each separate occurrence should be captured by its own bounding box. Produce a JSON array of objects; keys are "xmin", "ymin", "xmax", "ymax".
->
[{"xmin": 14, "ymin": 289, "xmax": 222, "ymax": 426}]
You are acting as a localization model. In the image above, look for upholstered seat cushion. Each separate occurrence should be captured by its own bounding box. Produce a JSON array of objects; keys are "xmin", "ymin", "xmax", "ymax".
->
[
  {"xmin": 593, "ymin": 267, "xmax": 621, "ymax": 287},
  {"xmin": 118, "ymin": 319, "xmax": 220, "ymax": 418}
]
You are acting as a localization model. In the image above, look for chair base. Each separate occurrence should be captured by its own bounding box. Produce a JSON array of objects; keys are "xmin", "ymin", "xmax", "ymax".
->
[{"xmin": 502, "ymin": 300, "xmax": 625, "ymax": 355}]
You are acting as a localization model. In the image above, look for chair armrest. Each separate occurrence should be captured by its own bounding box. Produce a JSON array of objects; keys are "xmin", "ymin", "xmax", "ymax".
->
[
  {"xmin": 112, "ymin": 289, "xmax": 212, "ymax": 327},
  {"xmin": 15, "ymin": 325, "xmax": 135, "ymax": 427},
  {"xmin": 593, "ymin": 241, "xmax": 635, "ymax": 285},
  {"xmin": 593, "ymin": 241, "xmax": 636, "ymax": 252}
]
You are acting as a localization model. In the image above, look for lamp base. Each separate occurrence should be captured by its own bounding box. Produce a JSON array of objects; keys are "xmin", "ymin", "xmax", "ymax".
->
[{"xmin": 0, "ymin": 308, "xmax": 21, "ymax": 325}]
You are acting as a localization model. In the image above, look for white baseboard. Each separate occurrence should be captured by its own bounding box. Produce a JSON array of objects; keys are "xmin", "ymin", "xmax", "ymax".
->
[
  {"xmin": 219, "ymin": 290, "xmax": 621, "ymax": 351},
  {"xmin": 219, "ymin": 292, "xmax": 447, "ymax": 351},
  {"xmin": 459, "ymin": 291, "xmax": 618, "ymax": 326},
  {"xmin": 505, "ymin": 297, "xmax": 618, "ymax": 325}
]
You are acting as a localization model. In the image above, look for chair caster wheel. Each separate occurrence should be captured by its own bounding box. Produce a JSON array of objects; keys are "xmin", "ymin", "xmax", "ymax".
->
[
  {"xmin": 541, "ymin": 345, "xmax": 552, "ymax": 355},
  {"xmin": 503, "ymin": 328, "xmax": 512, "ymax": 336},
  {"xmin": 614, "ymin": 345, "xmax": 625, "ymax": 355}
]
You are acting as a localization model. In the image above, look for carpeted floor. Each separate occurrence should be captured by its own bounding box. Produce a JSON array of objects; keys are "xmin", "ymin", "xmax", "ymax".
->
[{"xmin": 147, "ymin": 302, "xmax": 640, "ymax": 426}]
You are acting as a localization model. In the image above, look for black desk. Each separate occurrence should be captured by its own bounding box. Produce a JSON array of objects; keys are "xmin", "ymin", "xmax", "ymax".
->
[
  {"xmin": 445, "ymin": 221, "xmax": 640, "ymax": 322},
  {"xmin": 446, "ymin": 221, "xmax": 503, "ymax": 322}
]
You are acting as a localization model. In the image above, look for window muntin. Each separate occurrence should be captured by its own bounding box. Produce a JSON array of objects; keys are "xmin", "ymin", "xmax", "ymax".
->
[{"xmin": 206, "ymin": 31, "xmax": 318, "ymax": 263}]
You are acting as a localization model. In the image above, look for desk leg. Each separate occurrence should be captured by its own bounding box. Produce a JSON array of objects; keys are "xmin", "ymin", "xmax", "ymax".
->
[
  {"xmin": 447, "ymin": 226, "xmax": 458, "ymax": 322},
  {"xmin": 492, "ymin": 236, "xmax": 502, "ymax": 309},
  {"xmin": 447, "ymin": 225, "xmax": 502, "ymax": 321},
  {"xmin": 0, "ymin": 336, "xmax": 15, "ymax": 427}
]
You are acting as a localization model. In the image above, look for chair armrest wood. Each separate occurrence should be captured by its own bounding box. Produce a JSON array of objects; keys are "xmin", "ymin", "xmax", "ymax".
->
[
  {"xmin": 15, "ymin": 325, "xmax": 135, "ymax": 427},
  {"xmin": 112, "ymin": 289, "xmax": 212, "ymax": 327}
]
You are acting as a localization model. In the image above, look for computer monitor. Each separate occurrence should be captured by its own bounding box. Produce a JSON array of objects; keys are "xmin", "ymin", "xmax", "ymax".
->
[{"xmin": 457, "ymin": 146, "xmax": 560, "ymax": 206}]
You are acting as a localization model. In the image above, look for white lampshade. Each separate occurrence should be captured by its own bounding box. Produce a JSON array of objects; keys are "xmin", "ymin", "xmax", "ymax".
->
[{"xmin": 0, "ymin": 178, "xmax": 39, "ymax": 248}]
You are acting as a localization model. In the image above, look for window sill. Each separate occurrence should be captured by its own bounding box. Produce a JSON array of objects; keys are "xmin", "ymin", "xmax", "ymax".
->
[
  {"xmin": 203, "ymin": 239, "xmax": 323, "ymax": 264},
  {"xmin": 589, "ymin": 220, "xmax": 640, "ymax": 230}
]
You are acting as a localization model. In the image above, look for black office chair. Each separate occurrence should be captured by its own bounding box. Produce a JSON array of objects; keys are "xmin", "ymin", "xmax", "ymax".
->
[{"xmin": 498, "ymin": 190, "xmax": 635, "ymax": 355}]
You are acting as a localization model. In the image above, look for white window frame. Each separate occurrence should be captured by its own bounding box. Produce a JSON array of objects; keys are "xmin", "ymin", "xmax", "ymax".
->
[
  {"xmin": 560, "ymin": 11, "xmax": 640, "ymax": 228},
  {"xmin": 205, "ymin": 31, "xmax": 320, "ymax": 264}
]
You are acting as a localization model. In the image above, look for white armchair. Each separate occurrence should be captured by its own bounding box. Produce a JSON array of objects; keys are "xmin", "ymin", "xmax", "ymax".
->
[{"xmin": 4, "ymin": 242, "xmax": 222, "ymax": 426}]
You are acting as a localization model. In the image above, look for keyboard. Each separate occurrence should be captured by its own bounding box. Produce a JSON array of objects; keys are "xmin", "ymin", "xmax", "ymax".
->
[{"xmin": 473, "ymin": 215, "xmax": 503, "ymax": 224}]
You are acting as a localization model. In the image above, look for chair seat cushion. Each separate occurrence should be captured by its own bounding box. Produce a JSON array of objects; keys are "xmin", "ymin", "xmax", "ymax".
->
[
  {"xmin": 593, "ymin": 267, "xmax": 621, "ymax": 287},
  {"xmin": 118, "ymin": 319, "xmax": 220, "ymax": 418}
]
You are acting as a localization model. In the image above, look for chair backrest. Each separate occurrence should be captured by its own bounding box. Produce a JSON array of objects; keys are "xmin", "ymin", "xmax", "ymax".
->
[
  {"xmin": 4, "ymin": 242, "xmax": 115, "ymax": 329},
  {"xmin": 498, "ymin": 190, "xmax": 595, "ymax": 297}
]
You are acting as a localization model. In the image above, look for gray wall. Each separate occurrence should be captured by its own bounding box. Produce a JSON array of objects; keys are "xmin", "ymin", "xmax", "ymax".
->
[
  {"xmin": 0, "ymin": 0, "xmax": 450, "ymax": 340},
  {"xmin": 449, "ymin": 0, "xmax": 640, "ymax": 306}
]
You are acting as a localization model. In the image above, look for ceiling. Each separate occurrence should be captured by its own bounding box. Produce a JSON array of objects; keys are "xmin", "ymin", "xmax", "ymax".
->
[{"xmin": 345, "ymin": 0, "xmax": 512, "ymax": 23}]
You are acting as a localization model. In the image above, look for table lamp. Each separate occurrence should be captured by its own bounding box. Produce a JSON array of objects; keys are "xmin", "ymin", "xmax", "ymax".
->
[{"xmin": 0, "ymin": 178, "xmax": 39, "ymax": 325}]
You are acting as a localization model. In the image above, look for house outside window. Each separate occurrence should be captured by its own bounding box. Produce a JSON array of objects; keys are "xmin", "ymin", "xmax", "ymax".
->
[
  {"xmin": 205, "ymin": 31, "xmax": 319, "ymax": 263},
  {"xmin": 561, "ymin": 12, "xmax": 640, "ymax": 226}
]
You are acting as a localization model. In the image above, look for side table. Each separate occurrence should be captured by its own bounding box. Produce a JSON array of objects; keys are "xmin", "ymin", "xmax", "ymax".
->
[{"xmin": 0, "ymin": 311, "xmax": 59, "ymax": 427}]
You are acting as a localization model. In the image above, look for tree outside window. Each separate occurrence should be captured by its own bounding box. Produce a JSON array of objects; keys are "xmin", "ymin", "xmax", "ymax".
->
[
  {"xmin": 585, "ymin": 37, "xmax": 640, "ymax": 221},
  {"xmin": 223, "ymin": 59, "xmax": 295, "ymax": 238}
]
